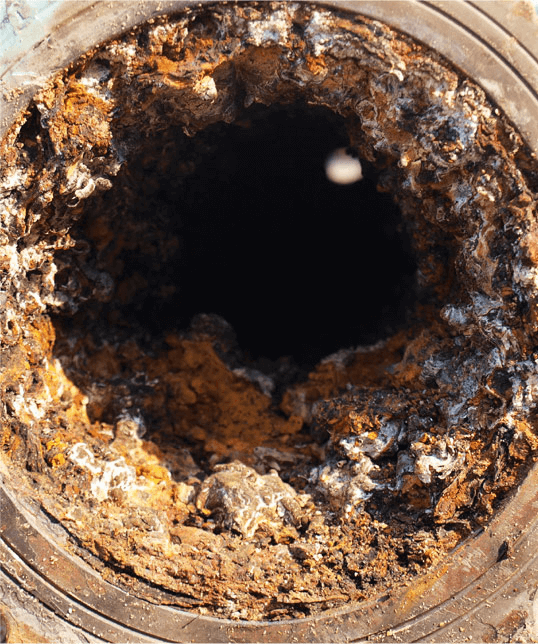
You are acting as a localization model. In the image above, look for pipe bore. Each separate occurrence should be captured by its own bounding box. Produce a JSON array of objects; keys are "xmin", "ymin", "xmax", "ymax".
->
[
  {"xmin": 75, "ymin": 102, "xmax": 416, "ymax": 369},
  {"xmin": 2, "ymin": 1, "xmax": 538, "ymax": 623}
]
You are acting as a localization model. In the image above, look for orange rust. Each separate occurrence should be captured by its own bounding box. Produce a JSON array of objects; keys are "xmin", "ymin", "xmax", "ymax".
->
[
  {"xmin": 396, "ymin": 562, "xmax": 451, "ymax": 616},
  {"xmin": 0, "ymin": 609, "xmax": 51, "ymax": 644}
]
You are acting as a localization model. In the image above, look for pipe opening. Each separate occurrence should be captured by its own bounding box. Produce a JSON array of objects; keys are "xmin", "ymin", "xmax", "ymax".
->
[{"xmin": 56, "ymin": 102, "xmax": 416, "ymax": 371}]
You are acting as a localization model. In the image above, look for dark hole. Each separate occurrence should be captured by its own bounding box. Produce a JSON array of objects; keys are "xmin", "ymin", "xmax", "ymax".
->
[{"xmin": 63, "ymin": 104, "xmax": 417, "ymax": 368}]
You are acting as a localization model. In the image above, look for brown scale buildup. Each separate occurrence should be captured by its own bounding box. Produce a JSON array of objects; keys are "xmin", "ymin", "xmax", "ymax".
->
[{"xmin": 2, "ymin": 1, "xmax": 538, "ymax": 621}]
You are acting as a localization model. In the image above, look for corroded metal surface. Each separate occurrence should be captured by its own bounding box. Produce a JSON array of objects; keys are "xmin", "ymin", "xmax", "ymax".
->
[
  {"xmin": 2, "ymin": 1, "xmax": 538, "ymax": 642},
  {"xmin": 2, "ymin": 1, "xmax": 538, "ymax": 153},
  {"xmin": 2, "ymin": 461, "xmax": 538, "ymax": 640}
]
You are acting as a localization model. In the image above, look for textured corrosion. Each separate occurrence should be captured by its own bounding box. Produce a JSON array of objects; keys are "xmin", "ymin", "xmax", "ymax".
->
[{"xmin": 2, "ymin": 1, "xmax": 538, "ymax": 622}]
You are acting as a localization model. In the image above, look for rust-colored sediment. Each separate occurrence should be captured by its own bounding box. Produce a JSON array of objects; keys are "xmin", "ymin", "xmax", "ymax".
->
[{"xmin": 1, "ymin": 2, "xmax": 538, "ymax": 621}]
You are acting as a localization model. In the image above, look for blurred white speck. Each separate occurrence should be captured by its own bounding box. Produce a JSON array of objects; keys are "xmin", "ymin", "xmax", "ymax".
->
[{"xmin": 325, "ymin": 148, "xmax": 363, "ymax": 185}]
